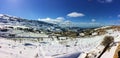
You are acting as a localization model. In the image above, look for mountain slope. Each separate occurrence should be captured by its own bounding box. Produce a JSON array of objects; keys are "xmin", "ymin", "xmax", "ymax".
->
[{"xmin": 0, "ymin": 14, "xmax": 59, "ymax": 30}]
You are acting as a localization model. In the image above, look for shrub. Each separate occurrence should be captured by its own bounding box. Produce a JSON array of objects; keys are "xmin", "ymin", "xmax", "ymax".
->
[
  {"xmin": 35, "ymin": 53, "xmax": 39, "ymax": 58},
  {"xmin": 0, "ymin": 29, "xmax": 8, "ymax": 32},
  {"xmin": 9, "ymin": 34, "xmax": 16, "ymax": 37},
  {"xmin": 98, "ymin": 36, "xmax": 114, "ymax": 58},
  {"xmin": 101, "ymin": 36, "xmax": 114, "ymax": 46}
]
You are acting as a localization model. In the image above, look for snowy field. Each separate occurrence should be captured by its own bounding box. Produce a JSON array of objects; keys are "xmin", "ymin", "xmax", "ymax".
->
[{"xmin": 0, "ymin": 28, "xmax": 120, "ymax": 58}]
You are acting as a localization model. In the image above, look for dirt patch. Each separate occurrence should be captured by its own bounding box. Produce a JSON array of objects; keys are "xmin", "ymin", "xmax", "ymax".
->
[{"xmin": 114, "ymin": 43, "xmax": 120, "ymax": 58}]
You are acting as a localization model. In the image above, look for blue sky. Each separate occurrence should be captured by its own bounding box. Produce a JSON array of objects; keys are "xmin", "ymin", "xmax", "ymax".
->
[{"xmin": 0, "ymin": 0, "xmax": 120, "ymax": 26}]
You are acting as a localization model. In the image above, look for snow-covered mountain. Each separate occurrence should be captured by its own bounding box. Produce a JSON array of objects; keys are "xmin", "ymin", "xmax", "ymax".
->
[{"xmin": 0, "ymin": 14, "xmax": 59, "ymax": 31}]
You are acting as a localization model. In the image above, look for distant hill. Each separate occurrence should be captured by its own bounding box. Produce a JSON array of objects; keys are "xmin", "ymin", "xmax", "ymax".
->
[{"xmin": 0, "ymin": 14, "xmax": 59, "ymax": 31}]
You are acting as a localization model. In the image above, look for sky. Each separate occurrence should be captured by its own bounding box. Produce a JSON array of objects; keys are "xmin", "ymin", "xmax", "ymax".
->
[{"xmin": 0, "ymin": 0, "xmax": 120, "ymax": 27}]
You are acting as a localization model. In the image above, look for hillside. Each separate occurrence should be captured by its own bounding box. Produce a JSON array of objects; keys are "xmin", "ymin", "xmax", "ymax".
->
[
  {"xmin": 0, "ymin": 14, "xmax": 59, "ymax": 31},
  {"xmin": 0, "ymin": 24, "xmax": 120, "ymax": 58},
  {"xmin": 0, "ymin": 14, "xmax": 120, "ymax": 58}
]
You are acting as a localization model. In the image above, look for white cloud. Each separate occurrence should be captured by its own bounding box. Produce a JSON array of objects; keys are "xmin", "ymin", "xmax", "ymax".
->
[
  {"xmin": 106, "ymin": 0, "xmax": 113, "ymax": 3},
  {"xmin": 74, "ymin": 22, "xmax": 103, "ymax": 27},
  {"xmin": 38, "ymin": 17, "xmax": 103, "ymax": 27},
  {"xmin": 91, "ymin": 19, "xmax": 96, "ymax": 22},
  {"xmin": 38, "ymin": 17, "xmax": 64, "ymax": 24},
  {"xmin": 97, "ymin": 0, "xmax": 113, "ymax": 3},
  {"xmin": 67, "ymin": 12, "xmax": 85, "ymax": 17},
  {"xmin": 38, "ymin": 17, "xmax": 73, "ymax": 24},
  {"xmin": 56, "ymin": 17, "xmax": 65, "ymax": 20},
  {"xmin": 38, "ymin": 17, "xmax": 75, "ymax": 27},
  {"xmin": 118, "ymin": 14, "xmax": 120, "ymax": 18}
]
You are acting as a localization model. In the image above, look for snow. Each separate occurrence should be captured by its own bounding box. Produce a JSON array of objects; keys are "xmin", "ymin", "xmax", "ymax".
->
[
  {"xmin": 101, "ymin": 44, "xmax": 118, "ymax": 58},
  {"xmin": 79, "ymin": 33, "xmax": 85, "ymax": 36},
  {"xmin": 0, "ymin": 26, "xmax": 120, "ymax": 58},
  {"xmin": 78, "ymin": 28, "xmax": 120, "ymax": 58},
  {"xmin": 0, "ymin": 33, "xmax": 105, "ymax": 58}
]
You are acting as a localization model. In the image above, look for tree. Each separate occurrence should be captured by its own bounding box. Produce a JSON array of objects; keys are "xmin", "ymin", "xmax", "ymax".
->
[{"xmin": 98, "ymin": 36, "xmax": 114, "ymax": 58}]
